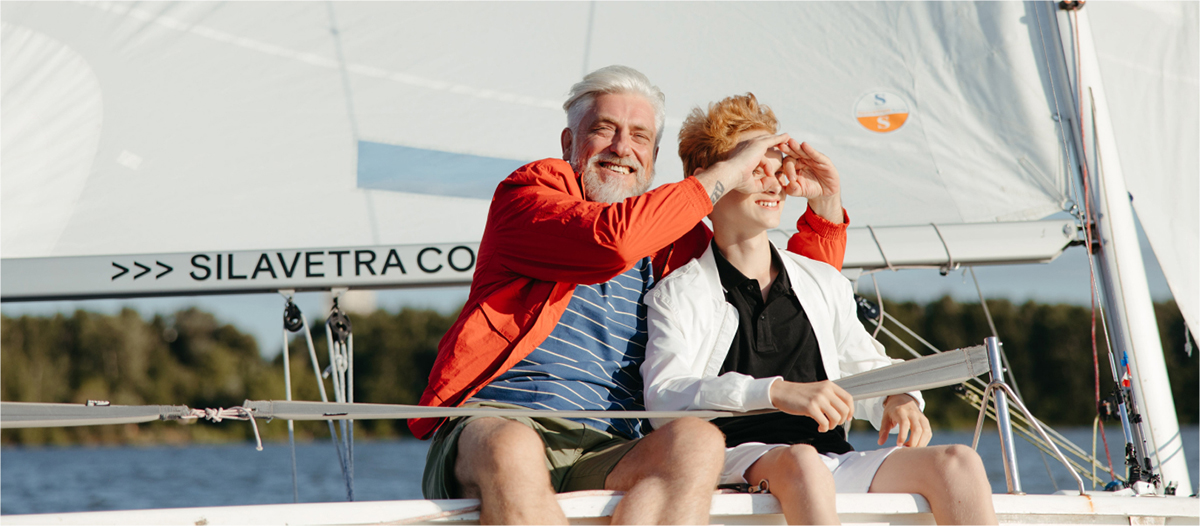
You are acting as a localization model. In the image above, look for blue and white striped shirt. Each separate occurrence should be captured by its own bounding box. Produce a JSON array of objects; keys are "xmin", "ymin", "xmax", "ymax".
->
[{"xmin": 471, "ymin": 257, "xmax": 654, "ymax": 439}]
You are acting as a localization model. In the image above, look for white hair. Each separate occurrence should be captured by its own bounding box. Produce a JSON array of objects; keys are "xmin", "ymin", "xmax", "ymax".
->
[{"xmin": 563, "ymin": 65, "xmax": 667, "ymax": 148}]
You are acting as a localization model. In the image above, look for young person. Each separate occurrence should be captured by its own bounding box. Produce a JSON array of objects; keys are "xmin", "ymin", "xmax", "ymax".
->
[{"xmin": 642, "ymin": 93, "xmax": 998, "ymax": 524}]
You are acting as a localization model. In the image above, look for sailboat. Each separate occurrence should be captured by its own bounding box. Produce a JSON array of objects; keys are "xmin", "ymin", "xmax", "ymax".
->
[{"xmin": 1, "ymin": 1, "xmax": 1195, "ymax": 524}]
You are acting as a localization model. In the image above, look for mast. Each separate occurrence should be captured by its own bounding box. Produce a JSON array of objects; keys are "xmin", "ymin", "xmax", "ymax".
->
[{"xmin": 1062, "ymin": 6, "xmax": 1192, "ymax": 495}]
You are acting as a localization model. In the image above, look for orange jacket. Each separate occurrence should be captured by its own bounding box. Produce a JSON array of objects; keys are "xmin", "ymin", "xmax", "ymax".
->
[{"xmin": 409, "ymin": 159, "xmax": 847, "ymax": 439}]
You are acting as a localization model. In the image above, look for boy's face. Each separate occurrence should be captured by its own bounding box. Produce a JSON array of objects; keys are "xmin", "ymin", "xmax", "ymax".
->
[{"xmin": 710, "ymin": 130, "xmax": 786, "ymax": 234}]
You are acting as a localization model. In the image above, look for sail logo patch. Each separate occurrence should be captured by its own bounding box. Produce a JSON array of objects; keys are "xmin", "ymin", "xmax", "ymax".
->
[{"xmin": 855, "ymin": 92, "xmax": 909, "ymax": 133}]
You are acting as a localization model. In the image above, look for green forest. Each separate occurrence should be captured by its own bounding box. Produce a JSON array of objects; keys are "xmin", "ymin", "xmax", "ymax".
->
[{"xmin": 2, "ymin": 298, "xmax": 1196, "ymax": 446}]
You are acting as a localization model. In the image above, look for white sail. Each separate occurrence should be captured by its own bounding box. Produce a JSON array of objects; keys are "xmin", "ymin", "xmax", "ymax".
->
[
  {"xmin": 3, "ymin": 1, "xmax": 1072, "ymax": 267},
  {"xmin": 1, "ymin": 0, "xmax": 1192, "ymax": 497},
  {"xmin": 1087, "ymin": 2, "xmax": 1199, "ymax": 337}
]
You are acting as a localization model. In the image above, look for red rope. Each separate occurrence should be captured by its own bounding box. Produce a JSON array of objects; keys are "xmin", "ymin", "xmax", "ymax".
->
[{"xmin": 1072, "ymin": 10, "xmax": 1116, "ymax": 480}]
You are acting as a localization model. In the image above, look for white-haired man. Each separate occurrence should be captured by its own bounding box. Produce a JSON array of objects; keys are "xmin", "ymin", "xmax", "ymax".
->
[{"xmin": 410, "ymin": 65, "xmax": 848, "ymax": 524}]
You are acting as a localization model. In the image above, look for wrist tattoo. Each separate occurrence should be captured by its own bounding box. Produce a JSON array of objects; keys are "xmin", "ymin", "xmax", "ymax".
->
[{"xmin": 709, "ymin": 181, "xmax": 725, "ymax": 204}]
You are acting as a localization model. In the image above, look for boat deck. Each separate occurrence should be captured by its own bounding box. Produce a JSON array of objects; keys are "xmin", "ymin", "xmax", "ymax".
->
[{"xmin": 4, "ymin": 491, "xmax": 1197, "ymax": 525}]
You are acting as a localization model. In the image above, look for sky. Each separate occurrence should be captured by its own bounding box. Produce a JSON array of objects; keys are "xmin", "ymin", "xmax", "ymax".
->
[{"xmin": 0, "ymin": 215, "xmax": 1176, "ymax": 360}]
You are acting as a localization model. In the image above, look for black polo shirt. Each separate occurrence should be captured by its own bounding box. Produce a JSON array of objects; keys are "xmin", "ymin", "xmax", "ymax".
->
[{"xmin": 708, "ymin": 241, "xmax": 853, "ymax": 454}]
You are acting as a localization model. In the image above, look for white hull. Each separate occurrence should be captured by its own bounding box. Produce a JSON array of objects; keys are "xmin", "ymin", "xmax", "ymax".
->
[{"xmin": 3, "ymin": 492, "xmax": 1196, "ymax": 525}]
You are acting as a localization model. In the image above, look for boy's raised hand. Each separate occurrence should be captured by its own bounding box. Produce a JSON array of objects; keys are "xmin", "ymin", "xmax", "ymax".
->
[{"xmin": 779, "ymin": 140, "xmax": 843, "ymax": 223}]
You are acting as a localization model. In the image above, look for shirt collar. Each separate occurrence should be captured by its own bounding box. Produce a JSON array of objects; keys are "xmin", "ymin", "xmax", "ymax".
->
[
  {"xmin": 712, "ymin": 239, "xmax": 749, "ymax": 293},
  {"xmin": 711, "ymin": 240, "xmax": 793, "ymax": 297}
]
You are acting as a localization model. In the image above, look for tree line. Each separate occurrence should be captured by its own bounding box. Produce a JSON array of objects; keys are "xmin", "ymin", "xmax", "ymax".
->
[{"xmin": 2, "ymin": 298, "xmax": 1195, "ymax": 446}]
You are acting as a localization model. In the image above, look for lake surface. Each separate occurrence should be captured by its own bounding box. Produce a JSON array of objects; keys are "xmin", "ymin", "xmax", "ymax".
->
[{"xmin": 3, "ymin": 425, "xmax": 1197, "ymax": 515}]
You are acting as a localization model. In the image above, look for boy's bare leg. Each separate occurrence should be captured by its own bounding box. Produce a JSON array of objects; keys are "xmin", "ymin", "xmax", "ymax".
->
[
  {"xmin": 604, "ymin": 417, "xmax": 726, "ymax": 524},
  {"xmin": 868, "ymin": 445, "xmax": 998, "ymax": 525},
  {"xmin": 455, "ymin": 417, "xmax": 567, "ymax": 525},
  {"xmin": 744, "ymin": 444, "xmax": 840, "ymax": 525}
]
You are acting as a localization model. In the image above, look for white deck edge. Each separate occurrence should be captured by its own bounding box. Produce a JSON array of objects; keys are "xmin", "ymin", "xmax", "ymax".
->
[{"xmin": 3, "ymin": 492, "xmax": 1196, "ymax": 525}]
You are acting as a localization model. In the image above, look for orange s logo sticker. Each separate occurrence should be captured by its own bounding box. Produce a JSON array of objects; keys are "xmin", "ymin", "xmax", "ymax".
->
[{"xmin": 855, "ymin": 92, "xmax": 909, "ymax": 133}]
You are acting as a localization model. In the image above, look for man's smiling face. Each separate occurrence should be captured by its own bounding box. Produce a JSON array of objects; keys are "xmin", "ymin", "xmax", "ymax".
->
[{"xmin": 564, "ymin": 92, "xmax": 658, "ymax": 203}]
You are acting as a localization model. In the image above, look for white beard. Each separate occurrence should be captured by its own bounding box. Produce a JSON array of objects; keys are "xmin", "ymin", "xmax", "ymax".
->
[{"xmin": 573, "ymin": 152, "xmax": 654, "ymax": 204}]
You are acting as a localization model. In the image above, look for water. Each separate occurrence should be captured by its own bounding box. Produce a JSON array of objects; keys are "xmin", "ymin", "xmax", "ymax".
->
[{"xmin": 3, "ymin": 426, "xmax": 1197, "ymax": 515}]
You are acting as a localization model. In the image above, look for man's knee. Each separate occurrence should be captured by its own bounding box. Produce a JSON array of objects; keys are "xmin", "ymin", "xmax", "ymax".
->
[
  {"xmin": 455, "ymin": 418, "xmax": 547, "ymax": 483},
  {"xmin": 639, "ymin": 417, "xmax": 725, "ymax": 476},
  {"xmin": 655, "ymin": 417, "xmax": 725, "ymax": 449}
]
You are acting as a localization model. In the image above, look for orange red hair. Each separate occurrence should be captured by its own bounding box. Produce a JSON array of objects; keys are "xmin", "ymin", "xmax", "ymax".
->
[{"xmin": 677, "ymin": 93, "xmax": 778, "ymax": 178}]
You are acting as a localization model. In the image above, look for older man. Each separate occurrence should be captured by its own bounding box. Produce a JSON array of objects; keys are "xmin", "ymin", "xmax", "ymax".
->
[{"xmin": 410, "ymin": 65, "xmax": 847, "ymax": 524}]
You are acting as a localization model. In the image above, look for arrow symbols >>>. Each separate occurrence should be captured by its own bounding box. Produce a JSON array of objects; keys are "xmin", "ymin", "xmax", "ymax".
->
[{"xmin": 111, "ymin": 261, "xmax": 173, "ymax": 280}]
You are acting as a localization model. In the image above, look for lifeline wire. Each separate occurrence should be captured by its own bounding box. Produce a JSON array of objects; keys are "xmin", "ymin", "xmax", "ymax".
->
[
  {"xmin": 968, "ymin": 266, "xmax": 1056, "ymax": 482},
  {"xmin": 968, "ymin": 268, "xmax": 1024, "ymax": 402},
  {"xmin": 865, "ymin": 315, "xmax": 1118, "ymax": 486}
]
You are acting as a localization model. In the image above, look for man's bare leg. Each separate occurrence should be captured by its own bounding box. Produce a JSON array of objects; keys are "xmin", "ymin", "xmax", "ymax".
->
[
  {"xmin": 868, "ymin": 445, "xmax": 998, "ymax": 525},
  {"xmin": 455, "ymin": 417, "xmax": 566, "ymax": 525},
  {"xmin": 604, "ymin": 417, "xmax": 725, "ymax": 524},
  {"xmin": 744, "ymin": 444, "xmax": 840, "ymax": 525}
]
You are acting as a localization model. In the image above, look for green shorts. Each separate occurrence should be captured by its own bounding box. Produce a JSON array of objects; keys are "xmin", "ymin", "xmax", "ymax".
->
[{"xmin": 421, "ymin": 402, "xmax": 640, "ymax": 499}]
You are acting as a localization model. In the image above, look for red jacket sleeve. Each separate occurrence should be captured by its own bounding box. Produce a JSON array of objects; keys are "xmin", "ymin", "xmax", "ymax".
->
[
  {"xmin": 487, "ymin": 160, "xmax": 714, "ymax": 284},
  {"xmin": 787, "ymin": 205, "xmax": 849, "ymax": 270}
]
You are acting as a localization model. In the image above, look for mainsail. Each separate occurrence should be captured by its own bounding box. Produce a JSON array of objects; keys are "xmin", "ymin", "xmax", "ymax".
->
[
  {"xmin": 2, "ymin": 0, "xmax": 1193, "ymax": 493},
  {"xmin": 3, "ymin": 3, "xmax": 1074, "ymax": 275}
]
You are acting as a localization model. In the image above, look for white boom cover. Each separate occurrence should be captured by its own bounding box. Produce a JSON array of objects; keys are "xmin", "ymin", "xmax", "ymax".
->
[{"xmin": 3, "ymin": 1, "xmax": 1073, "ymax": 262}]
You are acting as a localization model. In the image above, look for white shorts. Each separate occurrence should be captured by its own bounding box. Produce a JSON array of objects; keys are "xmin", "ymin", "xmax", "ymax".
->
[{"xmin": 721, "ymin": 442, "xmax": 901, "ymax": 493}]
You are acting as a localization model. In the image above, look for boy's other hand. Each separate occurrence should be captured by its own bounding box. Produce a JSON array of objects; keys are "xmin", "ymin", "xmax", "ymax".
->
[
  {"xmin": 878, "ymin": 394, "xmax": 930, "ymax": 447},
  {"xmin": 769, "ymin": 379, "xmax": 854, "ymax": 433}
]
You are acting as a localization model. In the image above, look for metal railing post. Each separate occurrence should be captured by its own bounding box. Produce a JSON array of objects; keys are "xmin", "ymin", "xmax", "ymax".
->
[
  {"xmin": 972, "ymin": 337, "xmax": 1087, "ymax": 495},
  {"xmin": 986, "ymin": 337, "xmax": 1023, "ymax": 494}
]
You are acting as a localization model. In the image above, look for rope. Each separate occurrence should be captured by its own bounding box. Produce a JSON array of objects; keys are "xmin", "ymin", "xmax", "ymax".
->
[
  {"xmin": 1033, "ymin": 6, "xmax": 1116, "ymax": 481},
  {"xmin": 866, "ymin": 225, "xmax": 895, "ymax": 271},
  {"xmin": 324, "ymin": 295, "xmax": 355, "ymax": 501},
  {"xmin": 930, "ymin": 223, "xmax": 957, "ymax": 274},
  {"xmin": 281, "ymin": 294, "xmax": 301, "ymax": 503},
  {"xmin": 1093, "ymin": 415, "xmax": 1101, "ymax": 489},
  {"xmin": 1067, "ymin": 8, "xmax": 1120, "ymax": 480},
  {"xmin": 299, "ymin": 309, "xmax": 352, "ymax": 500},
  {"xmin": 871, "ymin": 274, "xmax": 885, "ymax": 338},
  {"xmin": 1086, "ymin": 89, "xmax": 1121, "ymax": 482},
  {"xmin": 184, "ymin": 406, "xmax": 262, "ymax": 451}
]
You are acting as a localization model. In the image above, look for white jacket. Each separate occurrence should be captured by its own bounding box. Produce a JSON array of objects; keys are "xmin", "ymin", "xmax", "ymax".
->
[{"xmin": 641, "ymin": 242, "xmax": 923, "ymax": 430}]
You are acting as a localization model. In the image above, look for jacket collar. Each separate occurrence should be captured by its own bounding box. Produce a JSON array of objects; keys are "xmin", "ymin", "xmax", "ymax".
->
[{"xmin": 697, "ymin": 240, "xmax": 840, "ymax": 382}]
